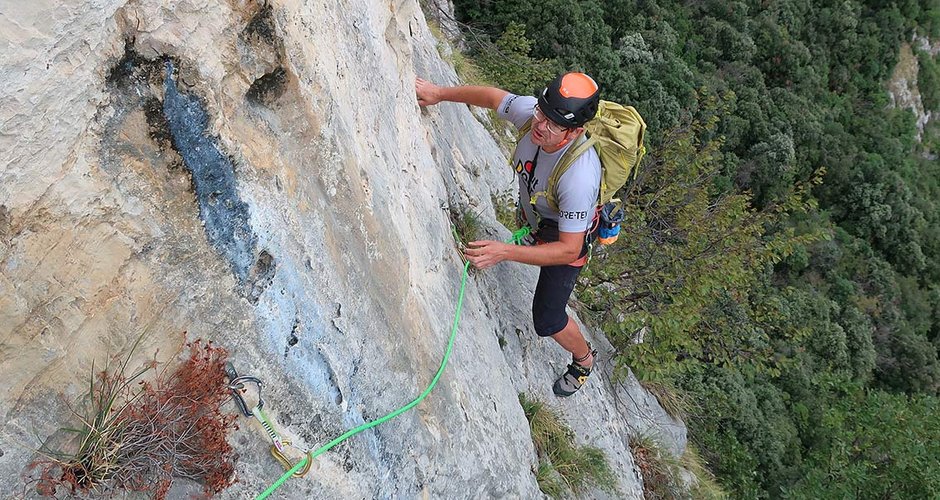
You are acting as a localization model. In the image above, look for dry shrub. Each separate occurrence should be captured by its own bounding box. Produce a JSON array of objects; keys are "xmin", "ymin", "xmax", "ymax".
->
[{"xmin": 31, "ymin": 339, "xmax": 237, "ymax": 499}]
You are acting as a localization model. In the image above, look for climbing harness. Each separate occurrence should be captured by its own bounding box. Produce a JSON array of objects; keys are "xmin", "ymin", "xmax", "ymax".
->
[
  {"xmin": 253, "ymin": 229, "xmax": 530, "ymax": 499},
  {"xmin": 226, "ymin": 363, "xmax": 313, "ymax": 478}
]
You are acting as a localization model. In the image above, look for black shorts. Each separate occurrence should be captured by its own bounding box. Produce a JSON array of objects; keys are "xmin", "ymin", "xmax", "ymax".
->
[{"xmin": 532, "ymin": 264, "xmax": 583, "ymax": 337}]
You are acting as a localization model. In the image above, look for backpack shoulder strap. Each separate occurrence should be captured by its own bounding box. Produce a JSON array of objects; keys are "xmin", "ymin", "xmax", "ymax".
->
[
  {"xmin": 518, "ymin": 118, "xmax": 533, "ymax": 140},
  {"xmin": 509, "ymin": 118, "xmax": 535, "ymax": 168},
  {"xmin": 551, "ymin": 134, "xmax": 596, "ymax": 187},
  {"xmin": 531, "ymin": 133, "xmax": 597, "ymax": 213}
]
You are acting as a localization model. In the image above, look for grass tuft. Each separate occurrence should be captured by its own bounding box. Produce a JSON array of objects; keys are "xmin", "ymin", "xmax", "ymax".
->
[
  {"xmin": 519, "ymin": 393, "xmax": 617, "ymax": 497},
  {"xmin": 682, "ymin": 444, "xmax": 727, "ymax": 499},
  {"xmin": 535, "ymin": 462, "xmax": 566, "ymax": 497},
  {"xmin": 450, "ymin": 206, "xmax": 483, "ymax": 249},
  {"xmin": 629, "ymin": 433, "xmax": 686, "ymax": 500},
  {"xmin": 639, "ymin": 379, "xmax": 694, "ymax": 423}
]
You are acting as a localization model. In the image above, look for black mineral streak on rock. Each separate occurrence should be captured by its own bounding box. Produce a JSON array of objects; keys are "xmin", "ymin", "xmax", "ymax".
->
[
  {"xmin": 106, "ymin": 41, "xmax": 173, "ymax": 148},
  {"xmin": 162, "ymin": 60, "xmax": 258, "ymax": 284},
  {"xmin": 106, "ymin": 39, "xmax": 162, "ymax": 88},
  {"xmin": 103, "ymin": 42, "xmax": 279, "ymax": 299},
  {"xmin": 143, "ymin": 96, "xmax": 174, "ymax": 148}
]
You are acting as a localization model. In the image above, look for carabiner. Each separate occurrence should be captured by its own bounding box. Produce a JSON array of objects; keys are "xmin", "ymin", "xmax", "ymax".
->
[
  {"xmin": 271, "ymin": 442, "xmax": 313, "ymax": 477},
  {"xmin": 225, "ymin": 362, "xmax": 264, "ymax": 417}
]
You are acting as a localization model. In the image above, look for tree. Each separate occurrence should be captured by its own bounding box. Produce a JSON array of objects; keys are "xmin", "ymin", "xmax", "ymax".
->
[
  {"xmin": 475, "ymin": 22, "xmax": 560, "ymax": 95},
  {"xmin": 787, "ymin": 389, "xmax": 940, "ymax": 498},
  {"xmin": 579, "ymin": 103, "xmax": 823, "ymax": 381},
  {"xmin": 918, "ymin": 50, "xmax": 940, "ymax": 112}
]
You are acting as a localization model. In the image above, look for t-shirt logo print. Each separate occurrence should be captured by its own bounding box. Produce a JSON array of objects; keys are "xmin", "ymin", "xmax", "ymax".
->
[{"xmin": 515, "ymin": 158, "xmax": 539, "ymax": 194}]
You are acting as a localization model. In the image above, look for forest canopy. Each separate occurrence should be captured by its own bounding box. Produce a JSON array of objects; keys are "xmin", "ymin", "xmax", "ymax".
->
[{"xmin": 446, "ymin": 0, "xmax": 940, "ymax": 496}]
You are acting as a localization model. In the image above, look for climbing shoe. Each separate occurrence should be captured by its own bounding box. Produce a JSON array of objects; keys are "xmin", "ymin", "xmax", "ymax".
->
[{"xmin": 552, "ymin": 348, "xmax": 597, "ymax": 397}]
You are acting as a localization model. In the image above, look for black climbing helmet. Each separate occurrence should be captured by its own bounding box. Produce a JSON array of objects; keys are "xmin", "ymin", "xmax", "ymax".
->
[{"xmin": 537, "ymin": 72, "xmax": 600, "ymax": 129}]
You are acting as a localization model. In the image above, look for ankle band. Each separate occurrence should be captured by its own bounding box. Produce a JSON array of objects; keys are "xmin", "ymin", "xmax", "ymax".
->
[{"xmin": 574, "ymin": 349, "xmax": 593, "ymax": 363}]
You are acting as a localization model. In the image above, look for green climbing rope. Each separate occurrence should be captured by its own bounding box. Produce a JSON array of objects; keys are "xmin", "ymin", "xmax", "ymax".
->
[{"xmin": 256, "ymin": 227, "xmax": 530, "ymax": 499}]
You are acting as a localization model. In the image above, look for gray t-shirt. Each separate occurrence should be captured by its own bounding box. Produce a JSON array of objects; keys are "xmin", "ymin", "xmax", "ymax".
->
[{"xmin": 497, "ymin": 94, "xmax": 601, "ymax": 234}]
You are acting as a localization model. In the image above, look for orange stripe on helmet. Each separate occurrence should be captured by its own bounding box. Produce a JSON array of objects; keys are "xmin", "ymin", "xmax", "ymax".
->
[{"xmin": 558, "ymin": 73, "xmax": 598, "ymax": 99}]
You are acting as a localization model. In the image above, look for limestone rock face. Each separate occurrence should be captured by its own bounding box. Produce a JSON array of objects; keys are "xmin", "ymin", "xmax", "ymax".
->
[{"xmin": 0, "ymin": 1, "xmax": 684, "ymax": 498}]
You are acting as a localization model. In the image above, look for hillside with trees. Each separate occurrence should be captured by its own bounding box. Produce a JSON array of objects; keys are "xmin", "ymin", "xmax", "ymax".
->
[{"xmin": 446, "ymin": 0, "xmax": 940, "ymax": 496}]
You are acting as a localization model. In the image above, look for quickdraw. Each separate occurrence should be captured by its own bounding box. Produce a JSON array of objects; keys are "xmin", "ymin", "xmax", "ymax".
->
[{"xmin": 226, "ymin": 363, "xmax": 313, "ymax": 478}]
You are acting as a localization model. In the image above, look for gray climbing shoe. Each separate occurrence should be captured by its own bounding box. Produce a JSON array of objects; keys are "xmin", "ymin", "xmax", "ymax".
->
[{"xmin": 552, "ymin": 349, "xmax": 597, "ymax": 397}]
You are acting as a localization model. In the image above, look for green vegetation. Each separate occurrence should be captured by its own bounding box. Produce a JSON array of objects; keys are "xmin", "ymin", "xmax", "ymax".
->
[
  {"xmin": 786, "ymin": 388, "xmax": 940, "ymax": 497},
  {"xmin": 491, "ymin": 192, "xmax": 518, "ymax": 231},
  {"xmin": 681, "ymin": 445, "xmax": 726, "ymax": 500},
  {"xmin": 534, "ymin": 461, "xmax": 566, "ymax": 498},
  {"xmin": 518, "ymin": 393, "xmax": 617, "ymax": 496},
  {"xmin": 580, "ymin": 108, "xmax": 825, "ymax": 384},
  {"xmin": 449, "ymin": 205, "xmax": 483, "ymax": 248},
  {"xmin": 475, "ymin": 21, "xmax": 559, "ymax": 96},
  {"xmin": 919, "ymin": 49, "xmax": 940, "ymax": 111},
  {"xmin": 448, "ymin": 0, "xmax": 940, "ymax": 497}
]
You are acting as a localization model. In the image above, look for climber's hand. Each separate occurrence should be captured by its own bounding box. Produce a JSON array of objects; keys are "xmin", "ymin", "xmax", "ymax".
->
[
  {"xmin": 464, "ymin": 240, "xmax": 509, "ymax": 270},
  {"xmin": 415, "ymin": 77, "xmax": 443, "ymax": 107}
]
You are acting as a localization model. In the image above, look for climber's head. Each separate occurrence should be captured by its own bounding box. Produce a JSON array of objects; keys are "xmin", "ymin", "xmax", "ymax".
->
[{"xmin": 531, "ymin": 72, "xmax": 600, "ymax": 150}]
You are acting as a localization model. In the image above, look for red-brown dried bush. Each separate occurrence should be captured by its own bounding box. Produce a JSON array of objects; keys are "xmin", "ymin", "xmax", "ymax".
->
[{"xmin": 30, "ymin": 338, "xmax": 237, "ymax": 499}]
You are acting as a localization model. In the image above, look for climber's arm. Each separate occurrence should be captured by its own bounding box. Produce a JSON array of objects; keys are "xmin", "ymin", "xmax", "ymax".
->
[
  {"xmin": 415, "ymin": 78, "xmax": 508, "ymax": 110},
  {"xmin": 464, "ymin": 230, "xmax": 583, "ymax": 269}
]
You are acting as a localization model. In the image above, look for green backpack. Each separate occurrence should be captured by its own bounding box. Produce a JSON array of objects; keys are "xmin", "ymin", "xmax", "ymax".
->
[{"xmin": 514, "ymin": 100, "xmax": 648, "ymax": 212}]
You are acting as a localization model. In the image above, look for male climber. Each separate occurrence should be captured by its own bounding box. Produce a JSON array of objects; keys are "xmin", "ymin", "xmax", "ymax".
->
[{"xmin": 416, "ymin": 72, "xmax": 601, "ymax": 397}]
